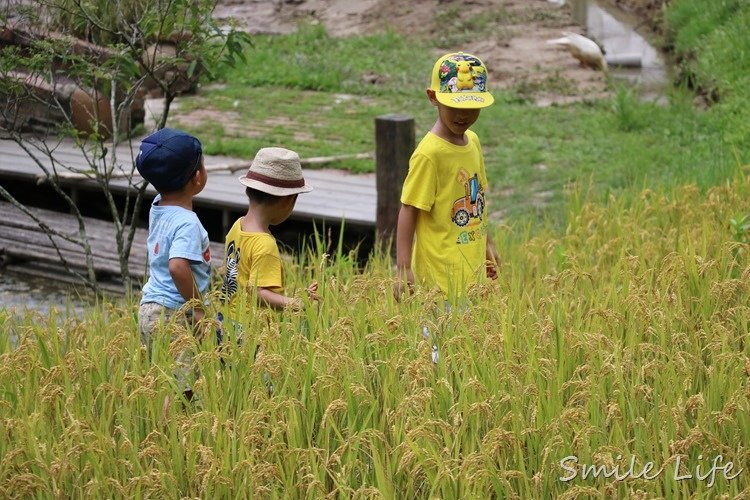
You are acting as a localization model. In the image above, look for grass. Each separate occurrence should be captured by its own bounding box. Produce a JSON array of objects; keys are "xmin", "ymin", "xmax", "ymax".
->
[
  {"xmin": 2, "ymin": 177, "xmax": 749, "ymax": 497},
  {"xmin": 209, "ymin": 23, "xmax": 431, "ymax": 97},
  {"xmin": 481, "ymin": 84, "xmax": 740, "ymax": 222},
  {"xmin": 179, "ymin": 77, "xmax": 737, "ymax": 224},
  {"xmin": 174, "ymin": 86, "xmax": 396, "ymax": 172},
  {"xmin": 169, "ymin": 6, "xmax": 749, "ymax": 225},
  {"xmin": 665, "ymin": 0, "xmax": 750, "ymax": 97}
]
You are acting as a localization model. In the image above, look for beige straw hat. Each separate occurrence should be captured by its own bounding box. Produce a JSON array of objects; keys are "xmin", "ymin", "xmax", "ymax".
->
[{"xmin": 238, "ymin": 147, "xmax": 313, "ymax": 196}]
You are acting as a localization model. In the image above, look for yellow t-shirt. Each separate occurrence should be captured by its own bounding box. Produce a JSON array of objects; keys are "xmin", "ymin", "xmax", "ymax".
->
[
  {"xmin": 400, "ymin": 130, "xmax": 489, "ymax": 299},
  {"xmin": 222, "ymin": 218, "xmax": 284, "ymax": 311}
]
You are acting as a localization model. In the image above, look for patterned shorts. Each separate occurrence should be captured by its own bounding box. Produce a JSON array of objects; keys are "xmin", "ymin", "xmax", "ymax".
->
[{"xmin": 138, "ymin": 302, "xmax": 197, "ymax": 392}]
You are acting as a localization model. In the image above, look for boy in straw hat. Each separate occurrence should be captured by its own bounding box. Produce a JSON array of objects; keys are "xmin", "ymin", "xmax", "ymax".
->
[
  {"xmin": 222, "ymin": 147, "xmax": 318, "ymax": 314},
  {"xmin": 394, "ymin": 52, "xmax": 501, "ymax": 362}
]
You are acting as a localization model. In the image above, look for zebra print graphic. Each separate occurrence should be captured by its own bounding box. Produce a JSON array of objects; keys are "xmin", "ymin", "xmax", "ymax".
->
[{"xmin": 222, "ymin": 240, "xmax": 240, "ymax": 300}]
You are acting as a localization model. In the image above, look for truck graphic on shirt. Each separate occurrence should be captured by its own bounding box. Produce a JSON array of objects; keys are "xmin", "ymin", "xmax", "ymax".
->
[{"xmin": 452, "ymin": 173, "xmax": 484, "ymax": 227}]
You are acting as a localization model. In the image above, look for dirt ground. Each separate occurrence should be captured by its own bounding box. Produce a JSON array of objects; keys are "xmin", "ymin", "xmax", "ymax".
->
[{"xmin": 214, "ymin": 0, "xmax": 614, "ymax": 105}]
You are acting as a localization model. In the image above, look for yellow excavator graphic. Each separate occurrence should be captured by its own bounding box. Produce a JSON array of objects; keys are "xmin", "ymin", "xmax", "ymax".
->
[{"xmin": 451, "ymin": 173, "xmax": 483, "ymax": 227}]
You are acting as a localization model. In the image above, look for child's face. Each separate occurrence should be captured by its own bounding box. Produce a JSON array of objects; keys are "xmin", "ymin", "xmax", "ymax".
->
[
  {"xmin": 427, "ymin": 89, "xmax": 481, "ymax": 138},
  {"xmin": 271, "ymin": 194, "xmax": 298, "ymax": 225},
  {"xmin": 437, "ymin": 102, "xmax": 481, "ymax": 138}
]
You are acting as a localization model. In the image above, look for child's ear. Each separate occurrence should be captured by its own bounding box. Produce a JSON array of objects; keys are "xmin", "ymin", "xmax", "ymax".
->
[
  {"xmin": 190, "ymin": 164, "xmax": 204, "ymax": 186},
  {"xmin": 426, "ymin": 89, "xmax": 438, "ymax": 106}
]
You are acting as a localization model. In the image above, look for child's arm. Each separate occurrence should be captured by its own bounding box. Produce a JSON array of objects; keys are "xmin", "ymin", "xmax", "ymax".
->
[
  {"xmin": 169, "ymin": 257, "xmax": 205, "ymax": 322},
  {"xmin": 256, "ymin": 288, "xmax": 298, "ymax": 310},
  {"xmin": 485, "ymin": 235, "xmax": 501, "ymax": 280},
  {"xmin": 394, "ymin": 204, "xmax": 418, "ymax": 300},
  {"xmin": 256, "ymin": 283, "xmax": 318, "ymax": 311}
]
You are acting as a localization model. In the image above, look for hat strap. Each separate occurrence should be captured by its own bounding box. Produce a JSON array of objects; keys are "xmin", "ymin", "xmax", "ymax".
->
[{"xmin": 244, "ymin": 170, "xmax": 305, "ymax": 188}]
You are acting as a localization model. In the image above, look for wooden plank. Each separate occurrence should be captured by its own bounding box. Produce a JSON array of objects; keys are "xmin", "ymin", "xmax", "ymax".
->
[
  {"xmin": 304, "ymin": 169, "xmax": 376, "ymax": 188},
  {"xmin": 0, "ymin": 138, "xmax": 378, "ymax": 226},
  {"xmin": 0, "ymin": 201, "xmax": 225, "ymax": 280},
  {"xmin": 1, "ymin": 233, "xmax": 134, "ymax": 276},
  {"xmin": 0, "ymin": 223, "xmax": 150, "ymax": 268},
  {"xmin": 0, "ymin": 225, "xmax": 142, "ymax": 263},
  {"xmin": 199, "ymin": 183, "xmax": 376, "ymax": 211},
  {"xmin": 3, "ymin": 263, "xmax": 133, "ymax": 295},
  {"xmin": 1, "ymin": 139, "xmax": 375, "ymax": 188}
]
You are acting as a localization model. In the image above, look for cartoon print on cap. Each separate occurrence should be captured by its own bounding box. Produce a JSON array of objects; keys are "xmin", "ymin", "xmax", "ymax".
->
[{"xmin": 439, "ymin": 54, "xmax": 488, "ymax": 94}]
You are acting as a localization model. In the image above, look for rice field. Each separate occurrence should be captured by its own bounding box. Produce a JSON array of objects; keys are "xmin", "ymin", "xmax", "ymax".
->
[{"xmin": 1, "ymin": 179, "xmax": 749, "ymax": 498}]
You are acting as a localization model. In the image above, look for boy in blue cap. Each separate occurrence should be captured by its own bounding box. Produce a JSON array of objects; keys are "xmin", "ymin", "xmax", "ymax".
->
[{"xmin": 136, "ymin": 127, "xmax": 210, "ymax": 400}]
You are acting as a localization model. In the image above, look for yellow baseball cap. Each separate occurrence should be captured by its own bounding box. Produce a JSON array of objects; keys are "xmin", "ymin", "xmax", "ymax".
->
[{"xmin": 430, "ymin": 52, "xmax": 494, "ymax": 109}]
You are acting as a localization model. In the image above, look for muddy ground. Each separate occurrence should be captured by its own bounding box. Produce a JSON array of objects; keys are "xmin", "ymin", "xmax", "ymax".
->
[{"xmin": 214, "ymin": 0, "xmax": 617, "ymax": 106}]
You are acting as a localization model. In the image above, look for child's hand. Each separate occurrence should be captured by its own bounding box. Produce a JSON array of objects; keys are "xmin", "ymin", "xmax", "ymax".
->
[
  {"xmin": 191, "ymin": 308, "xmax": 205, "ymax": 322},
  {"xmin": 486, "ymin": 241, "xmax": 501, "ymax": 280},
  {"xmin": 188, "ymin": 307, "xmax": 207, "ymax": 341},
  {"xmin": 287, "ymin": 298, "xmax": 304, "ymax": 311},
  {"xmin": 486, "ymin": 260, "xmax": 498, "ymax": 280},
  {"xmin": 284, "ymin": 282, "xmax": 319, "ymax": 311},
  {"xmin": 306, "ymin": 281, "xmax": 319, "ymax": 302},
  {"xmin": 393, "ymin": 267, "xmax": 415, "ymax": 301}
]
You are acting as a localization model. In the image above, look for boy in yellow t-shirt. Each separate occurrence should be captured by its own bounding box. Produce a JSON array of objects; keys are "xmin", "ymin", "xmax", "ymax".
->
[
  {"xmin": 395, "ymin": 52, "xmax": 501, "ymax": 360},
  {"xmin": 395, "ymin": 51, "xmax": 500, "ymax": 301},
  {"xmin": 222, "ymin": 147, "xmax": 318, "ymax": 314}
]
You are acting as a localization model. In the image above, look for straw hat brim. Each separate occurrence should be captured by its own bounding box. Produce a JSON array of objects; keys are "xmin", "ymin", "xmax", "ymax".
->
[{"xmin": 238, "ymin": 176, "xmax": 313, "ymax": 197}]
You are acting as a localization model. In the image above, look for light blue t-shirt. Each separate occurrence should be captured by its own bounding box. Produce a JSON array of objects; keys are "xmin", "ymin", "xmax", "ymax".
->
[{"xmin": 140, "ymin": 195, "xmax": 211, "ymax": 309}]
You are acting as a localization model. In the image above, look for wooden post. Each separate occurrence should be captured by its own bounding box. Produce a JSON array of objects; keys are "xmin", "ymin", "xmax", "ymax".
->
[
  {"xmin": 375, "ymin": 114, "xmax": 414, "ymax": 249},
  {"xmin": 221, "ymin": 209, "xmax": 230, "ymax": 237}
]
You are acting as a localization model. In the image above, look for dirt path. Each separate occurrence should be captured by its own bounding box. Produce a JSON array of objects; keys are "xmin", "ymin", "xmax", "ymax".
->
[{"xmin": 215, "ymin": 0, "xmax": 611, "ymax": 105}]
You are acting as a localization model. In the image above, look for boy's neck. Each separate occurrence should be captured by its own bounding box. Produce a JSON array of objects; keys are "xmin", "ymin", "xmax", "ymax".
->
[
  {"xmin": 157, "ymin": 191, "xmax": 194, "ymax": 211},
  {"xmin": 431, "ymin": 119, "xmax": 468, "ymax": 146},
  {"xmin": 242, "ymin": 207, "xmax": 271, "ymax": 234}
]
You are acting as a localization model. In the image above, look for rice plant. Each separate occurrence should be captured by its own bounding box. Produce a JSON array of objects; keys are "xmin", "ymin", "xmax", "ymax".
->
[{"xmin": 1, "ymin": 179, "xmax": 749, "ymax": 498}]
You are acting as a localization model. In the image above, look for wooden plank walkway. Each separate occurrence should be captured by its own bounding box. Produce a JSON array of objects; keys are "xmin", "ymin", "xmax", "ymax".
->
[
  {"xmin": 0, "ymin": 137, "xmax": 377, "ymax": 227},
  {"xmin": 0, "ymin": 200, "xmax": 225, "ymax": 283}
]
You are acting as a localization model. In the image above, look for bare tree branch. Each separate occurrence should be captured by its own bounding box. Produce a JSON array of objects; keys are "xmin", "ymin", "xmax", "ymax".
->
[
  {"xmin": 1, "ymin": 0, "xmax": 251, "ymax": 291},
  {"xmin": 0, "ymin": 183, "xmax": 97, "ymax": 288}
]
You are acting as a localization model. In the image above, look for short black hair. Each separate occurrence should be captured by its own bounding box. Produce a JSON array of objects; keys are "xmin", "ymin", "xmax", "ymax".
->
[{"xmin": 245, "ymin": 187, "xmax": 282, "ymax": 205}]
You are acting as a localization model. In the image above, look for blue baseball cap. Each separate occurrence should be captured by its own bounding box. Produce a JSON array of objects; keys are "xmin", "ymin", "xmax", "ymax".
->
[{"xmin": 136, "ymin": 128, "xmax": 203, "ymax": 192}]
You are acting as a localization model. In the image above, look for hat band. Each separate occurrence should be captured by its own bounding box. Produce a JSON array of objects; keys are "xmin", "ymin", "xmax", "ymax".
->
[{"xmin": 244, "ymin": 170, "xmax": 306, "ymax": 188}]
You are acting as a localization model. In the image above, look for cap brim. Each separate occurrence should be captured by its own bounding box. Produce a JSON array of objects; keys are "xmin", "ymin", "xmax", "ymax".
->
[
  {"xmin": 435, "ymin": 92, "xmax": 494, "ymax": 109},
  {"xmin": 238, "ymin": 176, "xmax": 313, "ymax": 196}
]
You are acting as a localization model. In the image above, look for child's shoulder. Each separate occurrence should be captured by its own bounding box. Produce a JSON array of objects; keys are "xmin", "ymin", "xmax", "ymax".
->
[
  {"xmin": 226, "ymin": 224, "xmax": 278, "ymax": 251},
  {"xmin": 466, "ymin": 129, "xmax": 480, "ymax": 143},
  {"xmin": 415, "ymin": 130, "xmax": 482, "ymax": 156},
  {"xmin": 242, "ymin": 234, "xmax": 281, "ymax": 260},
  {"xmin": 414, "ymin": 132, "xmax": 443, "ymax": 155},
  {"xmin": 152, "ymin": 203, "xmax": 202, "ymax": 226}
]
